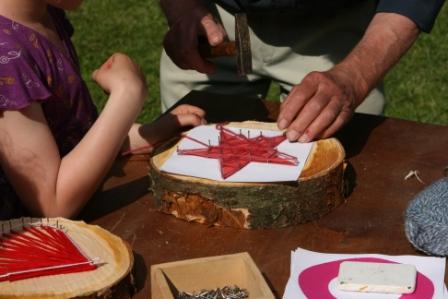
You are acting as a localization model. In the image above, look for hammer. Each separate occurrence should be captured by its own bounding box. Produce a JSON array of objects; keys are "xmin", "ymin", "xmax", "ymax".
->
[{"xmin": 198, "ymin": 13, "xmax": 252, "ymax": 76}]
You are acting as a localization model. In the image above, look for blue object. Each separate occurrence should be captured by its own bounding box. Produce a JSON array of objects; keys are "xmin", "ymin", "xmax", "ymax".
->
[{"xmin": 405, "ymin": 177, "xmax": 448, "ymax": 256}]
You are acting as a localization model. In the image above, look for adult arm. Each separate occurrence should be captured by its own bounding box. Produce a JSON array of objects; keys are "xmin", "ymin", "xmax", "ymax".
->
[{"xmin": 277, "ymin": 12, "xmax": 420, "ymax": 142}]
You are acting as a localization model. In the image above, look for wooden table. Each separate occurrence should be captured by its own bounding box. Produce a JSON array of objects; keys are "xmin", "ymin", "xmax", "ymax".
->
[{"xmin": 80, "ymin": 94, "xmax": 448, "ymax": 298}]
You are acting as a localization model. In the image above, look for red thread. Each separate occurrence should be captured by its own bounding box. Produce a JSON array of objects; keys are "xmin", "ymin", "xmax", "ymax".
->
[
  {"xmin": 177, "ymin": 125, "xmax": 298, "ymax": 179},
  {"xmin": 0, "ymin": 224, "xmax": 97, "ymax": 282}
]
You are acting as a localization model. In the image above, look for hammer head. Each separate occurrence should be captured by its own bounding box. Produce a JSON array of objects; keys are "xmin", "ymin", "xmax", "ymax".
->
[{"xmin": 235, "ymin": 13, "xmax": 252, "ymax": 76}]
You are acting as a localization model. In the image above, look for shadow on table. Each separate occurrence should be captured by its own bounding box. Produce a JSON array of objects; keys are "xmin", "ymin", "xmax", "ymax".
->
[
  {"xmin": 336, "ymin": 113, "xmax": 386, "ymax": 159},
  {"xmin": 336, "ymin": 113, "xmax": 385, "ymax": 197},
  {"xmin": 262, "ymin": 272, "xmax": 281, "ymax": 299},
  {"xmin": 105, "ymin": 251, "xmax": 147, "ymax": 298},
  {"xmin": 131, "ymin": 252, "xmax": 148, "ymax": 296},
  {"xmin": 343, "ymin": 161, "xmax": 357, "ymax": 198},
  {"xmin": 79, "ymin": 158, "xmax": 150, "ymax": 222}
]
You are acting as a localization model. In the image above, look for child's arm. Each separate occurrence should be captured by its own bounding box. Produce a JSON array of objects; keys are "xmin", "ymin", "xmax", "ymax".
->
[{"xmin": 0, "ymin": 53, "xmax": 146, "ymax": 218}]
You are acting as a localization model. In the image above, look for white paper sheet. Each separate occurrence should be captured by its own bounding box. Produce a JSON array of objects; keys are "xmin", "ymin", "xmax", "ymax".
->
[
  {"xmin": 283, "ymin": 248, "xmax": 447, "ymax": 299},
  {"xmin": 160, "ymin": 125, "xmax": 314, "ymax": 182}
]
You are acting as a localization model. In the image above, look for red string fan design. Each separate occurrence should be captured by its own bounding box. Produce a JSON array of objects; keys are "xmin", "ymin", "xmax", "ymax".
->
[
  {"xmin": 177, "ymin": 124, "xmax": 298, "ymax": 179},
  {"xmin": 0, "ymin": 222, "xmax": 98, "ymax": 282}
]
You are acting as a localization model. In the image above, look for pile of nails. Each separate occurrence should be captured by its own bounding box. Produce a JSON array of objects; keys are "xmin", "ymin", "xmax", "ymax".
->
[{"xmin": 178, "ymin": 286, "xmax": 249, "ymax": 299}]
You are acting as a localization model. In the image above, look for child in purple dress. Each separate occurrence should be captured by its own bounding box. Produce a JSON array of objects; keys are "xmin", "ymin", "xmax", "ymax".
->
[{"xmin": 0, "ymin": 0, "xmax": 205, "ymax": 219}]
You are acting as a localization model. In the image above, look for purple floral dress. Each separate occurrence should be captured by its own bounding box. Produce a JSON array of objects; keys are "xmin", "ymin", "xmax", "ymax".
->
[{"xmin": 0, "ymin": 6, "xmax": 98, "ymax": 219}]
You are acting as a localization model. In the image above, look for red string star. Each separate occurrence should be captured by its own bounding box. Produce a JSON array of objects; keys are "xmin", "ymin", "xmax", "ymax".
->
[{"xmin": 177, "ymin": 125, "xmax": 298, "ymax": 179}]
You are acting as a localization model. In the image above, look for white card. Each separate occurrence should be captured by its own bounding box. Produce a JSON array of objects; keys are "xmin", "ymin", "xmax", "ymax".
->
[{"xmin": 160, "ymin": 125, "xmax": 314, "ymax": 182}]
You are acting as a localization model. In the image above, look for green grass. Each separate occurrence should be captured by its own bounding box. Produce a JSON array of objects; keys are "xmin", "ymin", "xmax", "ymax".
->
[
  {"xmin": 69, "ymin": 1, "xmax": 448, "ymax": 125},
  {"xmin": 69, "ymin": 0, "xmax": 165, "ymax": 123},
  {"xmin": 384, "ymin": 3, "xmax": 448, "ymax": 124}
]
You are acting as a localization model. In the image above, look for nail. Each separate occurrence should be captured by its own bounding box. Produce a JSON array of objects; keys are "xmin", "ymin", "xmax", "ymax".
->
[
  {"xmin": 278, "ymin": 119, "xmax": 288, "ymax": 130},
  {"xmin": 286, "ymin": 130, "xmax": 300, "ymax": 141},
  {"xmin": 299, "ymin": 133, "xmax": 310, "ymax": 143}
]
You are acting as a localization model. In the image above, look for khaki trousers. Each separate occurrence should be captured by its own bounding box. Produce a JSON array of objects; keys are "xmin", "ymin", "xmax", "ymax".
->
[{"xmin": 160, "ymin": 1, "xmax": 385, "ymax": 115}]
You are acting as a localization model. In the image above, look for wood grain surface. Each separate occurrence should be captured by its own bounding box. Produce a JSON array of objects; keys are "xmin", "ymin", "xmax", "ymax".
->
[{"xmin": 80, "ymin": 92, "xmax": 448, "ymax": 298}]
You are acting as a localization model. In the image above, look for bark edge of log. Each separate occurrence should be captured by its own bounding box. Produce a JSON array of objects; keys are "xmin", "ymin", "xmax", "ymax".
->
[
  {"xmin": 0, "ymin": 217, "xmax": 135, "ymax": 299},
  {"xmin": 149, "ymin": 121, "xmax": 347, "ymax": 229}
]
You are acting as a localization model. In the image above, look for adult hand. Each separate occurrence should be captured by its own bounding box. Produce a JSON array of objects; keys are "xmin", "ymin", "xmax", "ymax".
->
[
  {"xmin": 161, "ymin": 0, "xmax": 227, "ymax": 74},
  {"xmin": 277, "ymin": 12, "xmax": 421, "ymax": 143},
  {"xmin": 277, "ymin": 66, "xmax": 362, "ymax": 143}
]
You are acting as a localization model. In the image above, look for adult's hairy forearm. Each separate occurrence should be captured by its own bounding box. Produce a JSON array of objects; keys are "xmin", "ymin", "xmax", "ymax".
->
[{"xmin": 335, "ymin": 12, "xmax": 420, "ymax": 105}]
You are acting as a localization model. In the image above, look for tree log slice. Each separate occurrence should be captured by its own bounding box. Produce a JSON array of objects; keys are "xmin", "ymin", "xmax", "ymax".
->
[
  {"xmin": 0, "ymin": 218, "xmax": 134, "ymax": 299},
  {"xmin": 149, "ymin": 121, "xmax": 346, "ymax": 229}
]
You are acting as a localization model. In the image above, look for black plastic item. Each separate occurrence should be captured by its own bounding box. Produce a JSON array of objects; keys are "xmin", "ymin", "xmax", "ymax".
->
[{"xmin": 166, "ymin": 90, "xmax": 271, "ymax": 124}]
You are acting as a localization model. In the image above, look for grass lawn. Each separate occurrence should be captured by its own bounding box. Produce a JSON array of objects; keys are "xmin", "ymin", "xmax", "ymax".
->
[{"xmin": 69, "ymin": 1, "xmax": 448, "ymax": 125}]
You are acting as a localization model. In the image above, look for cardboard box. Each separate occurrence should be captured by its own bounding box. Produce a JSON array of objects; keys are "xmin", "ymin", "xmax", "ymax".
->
[{"xmin": 151, "ymin": 252, "xmax": 275, "ymax": 299}]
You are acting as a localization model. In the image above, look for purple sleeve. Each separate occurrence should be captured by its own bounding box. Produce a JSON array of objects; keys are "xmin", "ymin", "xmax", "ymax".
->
[{"xmin": 0, "ymin": 38, "xmax": 52, "ymax": 110}]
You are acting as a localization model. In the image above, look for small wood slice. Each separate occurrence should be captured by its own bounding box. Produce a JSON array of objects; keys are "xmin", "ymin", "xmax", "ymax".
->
[
  {"xmin": 149, "ymin": 121, "xmax": 346, "ymax": 229},
  {"xmin": 0, "ymin": 218, "xmax": 134, "ymax": 299}
]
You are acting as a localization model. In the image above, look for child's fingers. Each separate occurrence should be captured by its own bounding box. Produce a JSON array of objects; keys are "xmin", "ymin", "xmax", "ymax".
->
[
  {"xmin": 91, "ymin": 67, "xmax": 108, "ymax": 90},
  {"xmin": 91, "ymin": 69, "xmax": 99, "ymax": 81},
  {"xmin": 187, "ymin": 105, "xmax": 206, "ymax": 118},
  {"xmin": 176, "ymin": 113, "xmax": 204, "ymax": 127},
  {"xmin": 91, "ymin": 55, "xmax": 115, "ymax": 82},
  {"xmin": 91, "ymin": 53, "xmax": 144, "ymax": 94},
  {"xmin": 91, "ymin": 69, "xmax": 107, "ymax": 91},
  {"xmin": 98, "ymin": 54, "xmax": 116, "ymax": 70},
  {"xmin": 171, "ymin": 104, "xmax": 206, "ymax": 118}
]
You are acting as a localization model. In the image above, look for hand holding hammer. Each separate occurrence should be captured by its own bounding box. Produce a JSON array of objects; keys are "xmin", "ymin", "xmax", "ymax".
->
[
  {"xmin": 161, "ymin": 0, "xmax": 252, "ymax": 76},
  {"xmin": 198, "ymin": 13, "xmax": 252, "ymax": 76}
]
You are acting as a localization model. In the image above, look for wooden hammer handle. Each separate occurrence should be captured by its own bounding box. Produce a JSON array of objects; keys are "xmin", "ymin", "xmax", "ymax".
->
[{"xmin": 198, "ymin": 41, "xmax": 236, "ymax": 58}]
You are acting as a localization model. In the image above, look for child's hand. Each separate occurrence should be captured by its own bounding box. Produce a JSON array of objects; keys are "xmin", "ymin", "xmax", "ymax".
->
[
  {"xmin": 92, "ymin": 53, "xmax": 147, "ymax": 99},
  {"xmin": 128, "ymin": 104, "xmax": 206, "ymax": 154},
  {"xmin": 169, "ymin": 104, "xmax": 206, "ymax": 127},
  {"xmin": 156, "ymin": 104, "xmax": 206, "ymax": 138}
]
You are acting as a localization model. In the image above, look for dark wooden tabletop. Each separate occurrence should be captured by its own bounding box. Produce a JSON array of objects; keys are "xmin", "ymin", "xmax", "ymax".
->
[{"xmin": 80, "ymin": 93, "xmax": 448, "ymax": 298}]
